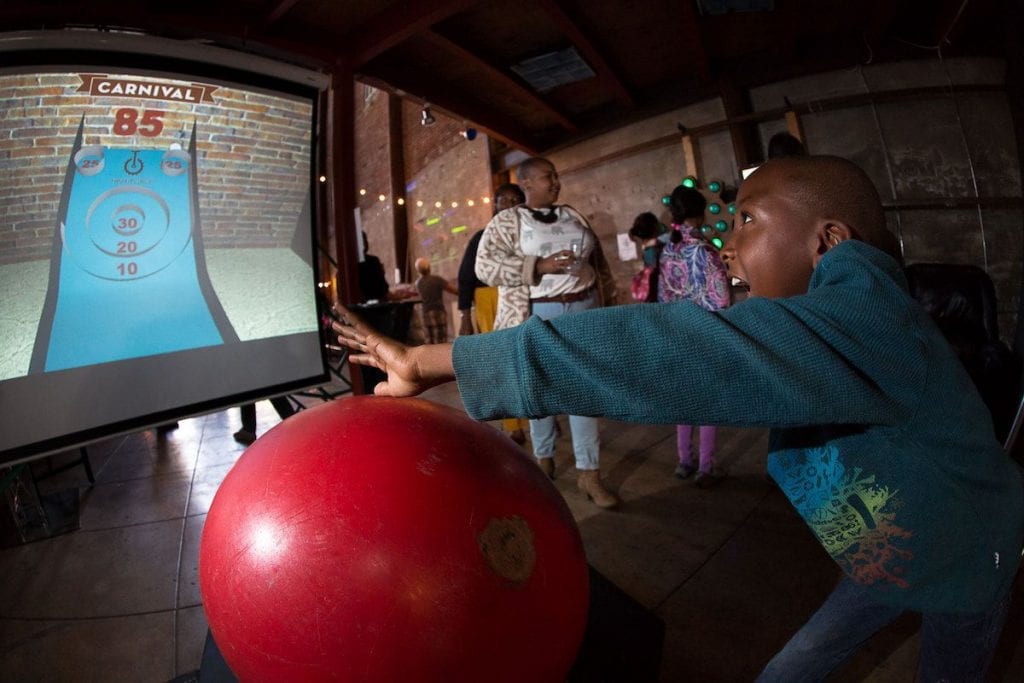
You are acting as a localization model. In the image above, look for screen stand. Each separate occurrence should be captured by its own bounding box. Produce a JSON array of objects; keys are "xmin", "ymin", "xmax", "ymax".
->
[{"xmin": 0, "ymin": 448, "xmax": 92, "ymax": 547}]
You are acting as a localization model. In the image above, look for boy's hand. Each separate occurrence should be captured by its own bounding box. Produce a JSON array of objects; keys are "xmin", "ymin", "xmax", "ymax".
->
[{"xmin": 332, "ymin": 303, "xmax": 456, "ymax": 397}]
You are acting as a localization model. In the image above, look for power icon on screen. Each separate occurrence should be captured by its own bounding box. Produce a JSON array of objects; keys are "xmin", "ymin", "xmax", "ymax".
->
[{"xmin": 124, "ymin": 150, "xmax": 144, "ymax": 175}]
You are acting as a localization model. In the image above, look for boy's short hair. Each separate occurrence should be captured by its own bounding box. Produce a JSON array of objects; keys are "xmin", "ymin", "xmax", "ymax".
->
[
  {"xmin": 414, "ymin": 257, "xmax": 431, "ymax": 274},
  {"xmin": 766, "ymin": 156, "xmax": 898, "ymax": 258}
]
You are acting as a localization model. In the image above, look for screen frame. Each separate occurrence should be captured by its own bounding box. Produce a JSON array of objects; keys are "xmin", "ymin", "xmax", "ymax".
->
[{"xmin": 0, "ymin": 30, "xmax": 333, "ymax": 466}]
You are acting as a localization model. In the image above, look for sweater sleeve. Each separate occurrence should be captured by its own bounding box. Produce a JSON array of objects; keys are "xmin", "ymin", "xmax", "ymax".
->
[
  {"xmin": 475, "ymin": 209, "xmax": 538, "ymax": 288},
  {"xmin": 455, "ymin": 243, "xmax": 925, "ymax": 429}
]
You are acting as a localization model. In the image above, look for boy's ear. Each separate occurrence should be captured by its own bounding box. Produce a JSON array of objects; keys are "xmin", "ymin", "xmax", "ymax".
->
[{"xmin": 813, "ymin": 221, "xmax": 855, "ymax": 265}]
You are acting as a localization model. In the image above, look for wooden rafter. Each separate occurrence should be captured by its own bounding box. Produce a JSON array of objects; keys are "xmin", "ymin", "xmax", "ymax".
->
[
  {"xmin": 678, "ymin": 0, "xmax": 711, "ymax": 82},
  {"xmin": 421, "ymin": 30, "xmax": 579, "ymax": 134},
  {"xmin": 348, "ymin": 0, "xmax": 478, "ymax": 67},
  {"xmin": 260, "ymin": 0, "xmax": 304, "ymax": 30}
]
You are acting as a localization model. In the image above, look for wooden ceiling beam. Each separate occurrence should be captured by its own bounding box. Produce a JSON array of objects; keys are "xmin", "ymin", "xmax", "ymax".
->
[
  {"xmin": 534, "ymin": 0, "xmax": 633, "ymax": 108},
  {"xmin": 348, "ymin": 0, "xmax": 478, "ymax": 67},
  {"xmin": 260, "ymin": 0, "xmax": 304, "ymax": 31},
  {"xmin": 421, "ymin": 30, "xmax": 579, "ymax": 134},
  {"xmin": 678, "ymin": 0, "xmax": 712, "ymax": 82}
]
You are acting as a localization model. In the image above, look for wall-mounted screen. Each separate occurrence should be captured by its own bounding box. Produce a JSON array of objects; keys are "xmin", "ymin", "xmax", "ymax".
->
[{"xmin": 0, "ymin": 31, "xmax": 330, "ymax": 464}]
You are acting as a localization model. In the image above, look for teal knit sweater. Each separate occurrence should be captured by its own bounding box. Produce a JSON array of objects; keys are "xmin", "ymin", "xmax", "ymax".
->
[{"xmin": 454, "ymin": 240, "xmax": 1024, "ymax": 614}]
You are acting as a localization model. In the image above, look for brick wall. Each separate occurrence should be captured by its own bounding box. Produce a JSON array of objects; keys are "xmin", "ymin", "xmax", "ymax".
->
[
  {"xmin": 402, "ymin": 100, "xmax": 492, "ymax": 283},
  {"xmin": 355, "ymin": 59, "xmax": 1020, "ymax": 342},
  {"xmin": 354, "ymin": 91, "xmax": 493, "ymax": 285},
  {"xmin": 550, "ymin": 59, "xmax": 1022, "ymax": 342},
  {"xmin": 0, "ymin": 71, "xmax": 313, "ymax": 265},
  {"xmin": 353, "ymin": 84, "xmax": 395, "ymax": 279}
]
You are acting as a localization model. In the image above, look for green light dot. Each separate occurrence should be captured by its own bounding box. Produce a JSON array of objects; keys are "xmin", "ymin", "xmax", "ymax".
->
[
  {"xmin": 661, "ymin": 195, "xmax": 671, "ymax": 205},
  {"xmin": 708, "ymin": 203, "xmax": 721, "ymax": 214},
  {"xmin": 708, "ymin": 181, "xmax": 722, "ymax": 193},
  {"xmin": 711, "ymin": 237, "xmax": 724, "ymax": 249},
  {"xmin": 681, "ymin": 176, "xmax": 697, "ymax": 189},
  {"xmin": 727, "ymin": 203, "xmax": 736, "ymax": 215},
  {"xmin": 700, "ymin": 224, "xmax": 711, "ymax": 234},
  {"xmin": 715, "ymin": 220, "xmax": 729, "ymax": 232}
]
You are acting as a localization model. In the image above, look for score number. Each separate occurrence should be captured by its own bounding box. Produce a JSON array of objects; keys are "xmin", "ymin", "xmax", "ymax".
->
[
  {"xmin": 117, "ymin": 240, "xmax": 139, "ymax": 277},
  {"xmin": 113, "ymin": 108, "xmax": 164, "ymax": 137}
]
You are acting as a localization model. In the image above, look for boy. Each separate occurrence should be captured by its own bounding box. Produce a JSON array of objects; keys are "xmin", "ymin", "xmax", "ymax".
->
[{"xmin": 334, "ymin": 156, "xmax": 1024, "ymax": 680}]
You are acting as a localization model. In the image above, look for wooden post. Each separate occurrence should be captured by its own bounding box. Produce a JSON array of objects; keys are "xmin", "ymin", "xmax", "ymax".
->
[
  {"xmin": 681, "ymin": 133, "xmax": 702, "ymax": 179},
  {"xmin": 388, "ymin": 94, "xmax": 409, "ymax": 282},
  {"xmin": 785, "ymin": 110, "xmax": 806, "ymax": 145},
  {"xmin": 327, "ymin": 58, "xmax": 366, "ymax": 394}
]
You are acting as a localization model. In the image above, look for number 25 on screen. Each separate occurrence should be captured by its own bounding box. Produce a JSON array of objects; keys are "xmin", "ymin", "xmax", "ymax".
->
[{"xmin": 113, "ymin": 108, "xmax": 164, "ymax": 137}]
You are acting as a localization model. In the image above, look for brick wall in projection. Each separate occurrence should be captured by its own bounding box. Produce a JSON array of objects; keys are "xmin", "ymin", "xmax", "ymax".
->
[{"xmin": 0, "ymin": 72, "xmax": 312, "ymax": 265}]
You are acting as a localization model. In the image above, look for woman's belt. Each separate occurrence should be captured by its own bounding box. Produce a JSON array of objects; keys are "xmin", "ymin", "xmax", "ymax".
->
[{"xmin": 530, "ymin": 287, "xmax": 595, "ymax": 304}]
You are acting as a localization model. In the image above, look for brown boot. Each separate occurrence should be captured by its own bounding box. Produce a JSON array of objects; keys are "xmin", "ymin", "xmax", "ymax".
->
[{"xmin": 577, "ymin": 470, "xmax": 619, "ymax": 509}]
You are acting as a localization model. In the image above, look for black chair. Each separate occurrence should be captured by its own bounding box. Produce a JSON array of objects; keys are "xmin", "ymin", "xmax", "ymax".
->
[{"xmin": 904, "ymin": 263, "xmax": 1022, "ymax": 444}]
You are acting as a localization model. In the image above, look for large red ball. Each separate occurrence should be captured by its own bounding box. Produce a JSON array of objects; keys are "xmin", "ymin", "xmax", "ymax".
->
[{"xmin": 199, "ymin": 396, "xmax": 589, "ymax": 682}]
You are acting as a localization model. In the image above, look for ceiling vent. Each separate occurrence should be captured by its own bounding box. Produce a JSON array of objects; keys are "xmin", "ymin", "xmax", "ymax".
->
[{"xmin": 510, "ymin": 46, "xmax": 596, "ymax": 93}]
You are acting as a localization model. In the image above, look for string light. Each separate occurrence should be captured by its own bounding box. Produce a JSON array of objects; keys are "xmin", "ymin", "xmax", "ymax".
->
[{"xmin": 355, "ymin": 188, "xmax": 502, "ymax": 223}]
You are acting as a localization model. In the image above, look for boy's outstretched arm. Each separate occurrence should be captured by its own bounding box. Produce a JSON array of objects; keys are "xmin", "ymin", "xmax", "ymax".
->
[{"xmin": 332, "ymin": 303, "xmax": 456, "ymax": 397}]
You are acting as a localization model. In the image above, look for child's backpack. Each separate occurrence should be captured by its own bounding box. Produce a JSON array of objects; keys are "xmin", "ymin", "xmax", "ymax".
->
[
  {"xmin": 631, "ymin": 264, "xmax": 658, "ymax": 302},
  {"xmin": 657, "ymin": 240, "xmax": 729, "ymax": 308},
  {"xmin": 656, "ymin": 241, "xmax": 694, "ymax": 303}
]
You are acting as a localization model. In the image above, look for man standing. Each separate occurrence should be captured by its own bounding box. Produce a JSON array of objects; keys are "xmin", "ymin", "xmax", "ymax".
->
[{"xmin": 475, "ymin": 157, "xmax": 619, "ymax": 508}]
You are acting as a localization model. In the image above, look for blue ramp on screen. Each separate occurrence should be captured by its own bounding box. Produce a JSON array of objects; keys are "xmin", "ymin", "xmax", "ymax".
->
[{"xmin": 44, "ymin": 147, "xmax": 225, "ymax": 371}]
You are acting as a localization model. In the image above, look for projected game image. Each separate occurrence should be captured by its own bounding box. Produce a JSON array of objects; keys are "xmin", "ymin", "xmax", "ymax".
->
[{"xmin": 0, "ymin": 60, "xmax": 327, "ymax": 461}]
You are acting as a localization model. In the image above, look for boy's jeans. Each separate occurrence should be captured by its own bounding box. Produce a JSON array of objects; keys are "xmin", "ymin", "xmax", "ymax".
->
[{"xmin": 756, "ymin": 576, "xmax": 1012, "ymax": 683}]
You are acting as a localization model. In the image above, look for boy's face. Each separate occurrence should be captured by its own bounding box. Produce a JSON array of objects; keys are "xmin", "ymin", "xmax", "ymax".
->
[
  {"xmin": 720, "ymin": 163, "xmax": 820, "ymax": 299},
  {"xmin": 521, "ymin": 162, "xmax": 560, "ymax": 208}
]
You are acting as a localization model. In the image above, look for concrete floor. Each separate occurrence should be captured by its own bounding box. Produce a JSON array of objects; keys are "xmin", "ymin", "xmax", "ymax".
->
[{"xmin": 2, "ymin": 377, "xmax": 1024, "ymax": 682}]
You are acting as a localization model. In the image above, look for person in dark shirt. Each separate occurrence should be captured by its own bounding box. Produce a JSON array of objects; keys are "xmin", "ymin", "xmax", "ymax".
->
[
  {"xmin": 358, "ymin": 231, "xmax": 390, "ymax": 303},
  {"xmin": 457, "ymin": 183, "xmax": 525, "ymax": 336},
  {"xmin": 456, "ymin": 183, "xmax": 530, "ymax": 445}
]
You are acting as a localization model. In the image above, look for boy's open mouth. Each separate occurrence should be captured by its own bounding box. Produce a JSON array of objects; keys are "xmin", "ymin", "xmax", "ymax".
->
[{"xmin": 730, "ymin": 276, "xmax": 750, "ymax": 292}]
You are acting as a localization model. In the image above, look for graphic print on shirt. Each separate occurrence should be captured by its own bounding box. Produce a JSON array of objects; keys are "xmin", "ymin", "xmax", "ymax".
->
[{"xmin": 772, "ymin": 445, "xmax": 913, "ymax": 588}]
